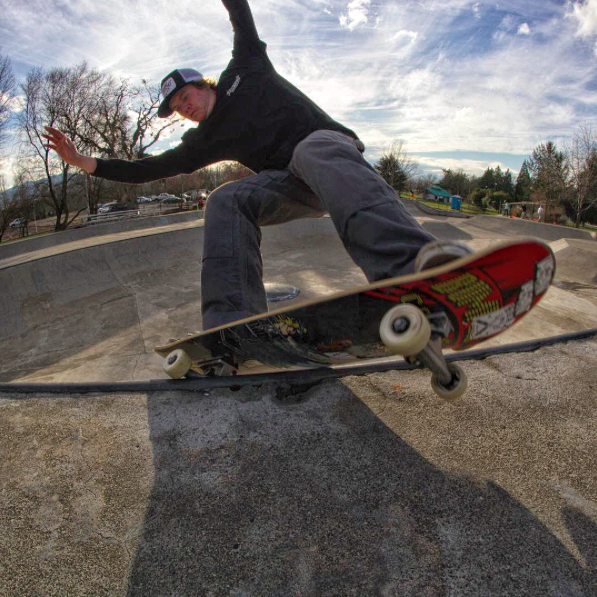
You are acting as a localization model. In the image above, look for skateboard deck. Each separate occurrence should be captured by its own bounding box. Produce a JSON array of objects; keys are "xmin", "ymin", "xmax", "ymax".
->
[{"xmin": 155, "ymin": 239, "xmax": 555, "ymax": 397}]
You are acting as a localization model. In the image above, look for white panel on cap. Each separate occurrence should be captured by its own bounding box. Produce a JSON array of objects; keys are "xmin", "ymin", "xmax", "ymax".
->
[
  {"xmin": 162, "ymin": 77, "xmax": 177, "ymax": 97},
  {"xmin": 179, "ymin": 68, "xmax": 203, "ymax": 83}
]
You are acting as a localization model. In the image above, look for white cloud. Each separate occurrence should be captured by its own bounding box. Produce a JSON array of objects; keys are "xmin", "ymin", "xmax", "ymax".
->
[
  {"xmin": 390, "ymin": 30, "xmax": 418, "ymax": 45},
  {"xmin": 568, "ymin": 0, "xmax": 597, "ymax": 54},
  {"xmin": 339, "ymin": 0, "xmax": 371, "ymax": 31},
  {"xmin": 415, "ymin": 156, "xmax": 514, "ymax": 177},
  {"xmin": 1, "ymin": 0, "xmax": 596, "ymax": 185},
  {"xmin": 0, "ymin": 91, "xmax": 23, "ymax": 114},
  {"xmin": 568, "ymin": 0, "xmax": 597, "ymax": 37},
  {"xmin": 518, "ymin": 23, "xmax": 531, "ymax": 35}
]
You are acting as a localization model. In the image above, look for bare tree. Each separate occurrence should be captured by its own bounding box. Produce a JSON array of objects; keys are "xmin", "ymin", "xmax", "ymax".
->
[
  {"xmin": 566, "ymin": 123, "xmax": 597, "ymax": 228},
  {"xmin": 0, "ymin": 50, "xmax": 16, "ymax": 161},
  {"xmin": 0, "ymin": 174, "xmax": 15, "ymax": 241},
  {"xmin": 18, "ymin": 62, "xmax": 181, "ymax": 227},
  {"xmin": 18, "ymin": 66, "xmax": 90, "ymax": 230},
  {"xmin": 0, "ymin": 171, "xmax": 34, "ymax": 242},
  {"xmin": 412, "ymin": 172, "xmax": 439, "ymax": 193},
  {"xmin": 75, "ymin": 75, "xmax": 178, "ymax": 207}
]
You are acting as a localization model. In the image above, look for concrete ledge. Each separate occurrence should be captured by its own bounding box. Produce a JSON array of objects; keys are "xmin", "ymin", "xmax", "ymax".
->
[
  {"xmin": 0, "ymin": 210, "xmax": 204, "ymax": 261},
  {"xmin": 470, "ymin": 214, "xmax": 596, "ymax": 242}
]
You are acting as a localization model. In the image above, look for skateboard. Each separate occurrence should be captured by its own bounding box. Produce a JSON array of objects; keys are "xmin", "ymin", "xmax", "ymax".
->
[{"xmin": 155, "ymin": 239, "xmax": 555, "ymax": 400}]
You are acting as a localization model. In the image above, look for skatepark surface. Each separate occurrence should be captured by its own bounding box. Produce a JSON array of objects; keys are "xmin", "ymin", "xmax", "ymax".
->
[
  {"xmin": 1, "ymin": 202, "xmax": 596, "ymax": 384},
  {"xmin": 1, "ymin": 201, "xmax": 596, "ymax": 595}
]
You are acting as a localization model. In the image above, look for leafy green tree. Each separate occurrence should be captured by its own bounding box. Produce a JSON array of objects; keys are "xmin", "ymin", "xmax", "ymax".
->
[
  {"xmin": 499, "ymin": 168, "xmax": 515, "ymax": 198},
  {"xmin": 374, "ymin": 140, "xmax": 418, "ymax": 193},
  {"xmin": 488, "ymin": 190, "xmax": 510, "ymax": 210},
  {"xmin": 475, "ymin": 165, "xmax": 514, "ymax": 198},
  {"xmin": 515, "ymin": 159, "xmax": 532, "ymax": 201},
  {"xmin": 477, "ymin": 167, "xmax": 496, "ymax": 190},
  {"xmin": 528, "ymin": 141, "xmax": 569, "ymax": 210},
  {"xmin": 470, "ymin": 187, "xmax": 488, "ymax": 210},
  {"xmin": 375, "ymin": 153, "xmax": 408, "ymax": 192},
  {"xmin": 439, "ymin": 168, "xmax": 471, "ymax": 197}
]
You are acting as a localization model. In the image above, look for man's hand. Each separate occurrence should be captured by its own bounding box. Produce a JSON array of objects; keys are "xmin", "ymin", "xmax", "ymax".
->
[{"xmin": 42, "ymin": 126, "xmax": 97, "ymax": 174}]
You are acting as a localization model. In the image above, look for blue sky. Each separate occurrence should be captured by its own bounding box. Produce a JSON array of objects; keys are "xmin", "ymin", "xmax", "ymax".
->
[{"xmin": 1, "ymin": 0, "xmax": 597, "ymax": 185}]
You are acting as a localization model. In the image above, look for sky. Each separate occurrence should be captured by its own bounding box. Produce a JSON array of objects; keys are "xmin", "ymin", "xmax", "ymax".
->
[{"xmin": 1, "ymin": 0, "xmax": 597, "ymax": 186}]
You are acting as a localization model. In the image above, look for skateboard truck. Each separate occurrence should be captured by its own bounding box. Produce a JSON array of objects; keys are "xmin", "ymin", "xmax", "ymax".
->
[
  {"xmin": 164, "ymin": 351, "xmax": 239, "ymax": 379},
  {"xmin": 379, "ymin": 304, "xmax": 467, "ymax": 401}
]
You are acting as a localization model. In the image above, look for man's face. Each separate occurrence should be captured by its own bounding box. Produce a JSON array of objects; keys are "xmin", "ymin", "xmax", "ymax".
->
[{"xmin": 169, "ymin": 84, "xmax": 215, "ymax": 122}]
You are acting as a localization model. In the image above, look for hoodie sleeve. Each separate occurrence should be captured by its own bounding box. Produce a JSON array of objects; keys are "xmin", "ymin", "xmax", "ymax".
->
[
  {"xmin": 221, "ymin": 0, "xmax": 268, "ymax": 61},
  {"xmin": 93, "ymin": 136, "xmax": 205, "ymax": 184}
]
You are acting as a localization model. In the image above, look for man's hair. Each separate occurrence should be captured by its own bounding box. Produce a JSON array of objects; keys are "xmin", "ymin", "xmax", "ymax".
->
[{"xmin": 190, "ymin": 77, "xmax": 218, "ymax": 91}]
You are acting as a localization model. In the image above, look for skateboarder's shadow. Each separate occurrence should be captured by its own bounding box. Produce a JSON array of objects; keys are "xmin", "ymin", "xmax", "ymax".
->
[
  {"xmin": 563, "ymin": 506, "xmax": 597, "ymax": 593},
  {"xmin": 126, "ymin": 382, "xmax": 594, "ymax": 595}
]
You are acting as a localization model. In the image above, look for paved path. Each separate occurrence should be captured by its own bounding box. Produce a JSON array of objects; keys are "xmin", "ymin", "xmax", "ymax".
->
[{"xmin": 1, "ymin": 339, "xmax": 595, "ymax": 595}]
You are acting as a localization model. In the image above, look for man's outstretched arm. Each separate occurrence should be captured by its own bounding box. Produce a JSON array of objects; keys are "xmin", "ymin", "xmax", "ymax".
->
[
  {"xmin": 44, "ymin": 126, "xmax": 204, "ymax": 184},
  {"xmin": 221, "ymin": 0, "xmax": 267, "ymax": 59}
]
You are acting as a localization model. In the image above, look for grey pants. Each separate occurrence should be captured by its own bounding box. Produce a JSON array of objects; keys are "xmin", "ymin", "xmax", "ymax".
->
[{"xmin": 201, "ymin": 130, "xmax": 435, "ymax": 330}]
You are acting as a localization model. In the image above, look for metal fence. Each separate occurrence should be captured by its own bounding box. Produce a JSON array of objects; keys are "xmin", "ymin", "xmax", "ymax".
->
[
  {"xmin": 86, "ymin": 209, "xmax": 142, "ymax": 225},
  {"xmin": 86, "ymin": 202, "xmax": 202, "ymax": 225}
]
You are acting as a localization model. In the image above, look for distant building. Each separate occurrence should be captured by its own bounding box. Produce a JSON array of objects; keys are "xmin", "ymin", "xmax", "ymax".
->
[{"xmin": 422, "ymin": 186, "xmax": 452, "ymax": 203}]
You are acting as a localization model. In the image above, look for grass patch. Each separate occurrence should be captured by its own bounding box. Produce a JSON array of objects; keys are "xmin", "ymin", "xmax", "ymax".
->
[{"xmin": 400, "ymin": 194, "xmax": 498, "ymax": 216}]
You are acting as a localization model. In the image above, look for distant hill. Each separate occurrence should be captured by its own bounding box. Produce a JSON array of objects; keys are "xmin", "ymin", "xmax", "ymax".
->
[{"xmin": 1, "ymin": 173, "xmax": 76, "ymax": 200}]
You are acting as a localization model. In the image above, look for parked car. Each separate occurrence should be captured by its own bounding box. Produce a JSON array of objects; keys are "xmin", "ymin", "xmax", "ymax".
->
[
  {"xmin": 97, "ymin": 202, "xmax": 115, "ymax": 213},
  {"xmin": 161, "ymin": 196, "xmax": 186, "ymax": 204},
  {"xmin": 157, "ymin": 193, "xmax": 179, "ymax": 202},
  {"xmin": 136, "ymin": 196, "xmax": 152, "ymax": 204},
  {"xmin": 9, "ymin": 218, "xmax": 24, "ymax": 228},
  {"xmin": 98, "ymin": 202, "xmax": 131, "ymax": 214}
]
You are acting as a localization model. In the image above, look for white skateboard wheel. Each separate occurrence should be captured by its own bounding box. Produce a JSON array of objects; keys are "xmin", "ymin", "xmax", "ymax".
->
[
  {"xmin": 163, "ymin": 349, "xmax": 192, "ymax": 379},
  {"xmin": 431, "ymin": 363, "xmax": 468, "ymax": 401},
  {"xmin": 379, "ymin": 304, "xmax": 431, "ymax": 356}
]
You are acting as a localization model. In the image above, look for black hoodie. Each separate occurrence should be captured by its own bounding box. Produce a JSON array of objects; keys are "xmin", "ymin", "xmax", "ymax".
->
[{"xmin": 94, "ymin": 0, "xmax": 357, "ymax": 183}]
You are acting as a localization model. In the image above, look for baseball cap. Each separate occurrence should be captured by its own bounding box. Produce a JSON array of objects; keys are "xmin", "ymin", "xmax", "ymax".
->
[{"xmin": 158, "ymin": 68, "xmax": 205, "ymax": 118}]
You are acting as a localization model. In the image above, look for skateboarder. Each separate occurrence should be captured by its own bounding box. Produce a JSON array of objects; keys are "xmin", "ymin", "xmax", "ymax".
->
[{"xmin": 43, "ymin": 0, "xmax": 471, "ymax": 330}]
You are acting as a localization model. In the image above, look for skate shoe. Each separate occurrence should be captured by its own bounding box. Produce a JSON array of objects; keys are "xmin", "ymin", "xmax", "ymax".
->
[{"xmin": 414, "ymin": 240, "xmax": 474, "ymax": 272}]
